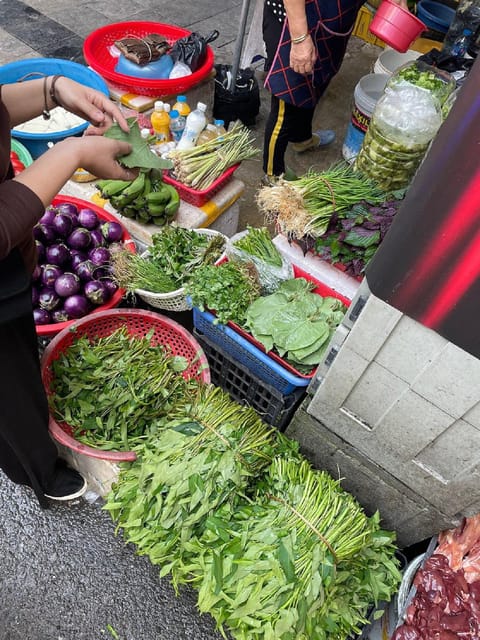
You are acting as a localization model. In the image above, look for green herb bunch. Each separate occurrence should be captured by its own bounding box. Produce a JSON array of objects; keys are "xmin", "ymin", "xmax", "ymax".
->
[
  {"xmin": 233, "ymin": 226, "xmax": 283, "ymax": 267},
  {"xmin": 186, "ymin": 260, "xmax": 261, "ymax": 325},
  {"xmin": 178, "ymin": 457, "xmax": 401, "ymax": 640},
  {"xmin": 111, "ymin": 225, "xmax": 226, "ymax": 294},
  {"xmin": 49, "ymin": 327, "xmax": 198, "ymax": 450},
  {"xmin": 104, "ymin": 385, "xmax": 277, "ymax": 576}
]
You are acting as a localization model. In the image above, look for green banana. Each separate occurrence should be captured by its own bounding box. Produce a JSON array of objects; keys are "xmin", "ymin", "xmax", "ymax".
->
[
  {"xmin": 120, "ymin": 171, "xmax": 146, "ymax": 198},
  {"xmin": 119, "ymin": 205, "xmax": 137, "ymax": 219},
  {"xmin": 147, "ymin": 202, "xmax": 167, "ymax": 217},
  {"xmin": 98, "ymin": 179, "xmax": 133, "ymax": 198},
  {"xmin": 142, "ymin": 173, "xmax": 152, "ymax": 196},
  {"xmin": 146, "ymin": 188, "xmax": 171, "ymax": 205},
  {"xmin": 152, "ymin": 216, "xmax": 167, "ymax": 226},
  {"xmin": 163, "ymin": 184, "xmax": 180, "ymax": 218}
]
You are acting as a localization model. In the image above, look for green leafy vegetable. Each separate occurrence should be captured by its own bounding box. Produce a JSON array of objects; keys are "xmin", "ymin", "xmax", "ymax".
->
[
  {"xmin": 48, "ymin": 327, "xmax": 199, "ymax": 450},
  {"xmin": 104, "ymin": 117, "xmax": 172, "ymax": 170},
  {"xmin": 245, "ymin": 278, "xmax": 346, "ymax": 372},
  {"xmin": 186, "ymin": 260, "xmax": 261, "ymax": 325},
  {"xmin": 175, "ymin": 457, "xmax": 402, "ymax": 640},
  {"xmin": 233, "ymin": 226, "xmax": 283, "ymax": 267}
]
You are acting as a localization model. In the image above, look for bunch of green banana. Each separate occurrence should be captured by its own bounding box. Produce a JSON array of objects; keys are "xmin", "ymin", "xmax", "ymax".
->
[{"xmin": 96, "ymin": 170, "xmax": 180, "ymax": 226}]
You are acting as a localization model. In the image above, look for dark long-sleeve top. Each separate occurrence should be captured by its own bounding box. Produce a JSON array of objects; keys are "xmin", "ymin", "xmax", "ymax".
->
[{"xmin": 0, "ymin": 87, "xmax": 45, "ymax": 272}]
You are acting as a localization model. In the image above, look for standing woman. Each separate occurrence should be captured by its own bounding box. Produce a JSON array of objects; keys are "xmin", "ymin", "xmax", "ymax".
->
[
  {"xmin": 0, "ymin": 74, "xmax": 134, "ymax": 506},
  {"xmin": 262, "ymin": 0, "xmax": 365, "ymax": 179}
]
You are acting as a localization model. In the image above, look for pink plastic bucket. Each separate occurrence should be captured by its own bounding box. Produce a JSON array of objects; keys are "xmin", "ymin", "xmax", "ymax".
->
[{"xmin": 369, "ymin": 0, "xmax": 426, "ymax": 52}]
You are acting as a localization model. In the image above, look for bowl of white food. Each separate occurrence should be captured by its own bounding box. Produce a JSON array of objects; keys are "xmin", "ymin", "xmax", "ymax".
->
[{"xmin": 1, "ymin": 58, "xmax": 109, "ymax": 159}]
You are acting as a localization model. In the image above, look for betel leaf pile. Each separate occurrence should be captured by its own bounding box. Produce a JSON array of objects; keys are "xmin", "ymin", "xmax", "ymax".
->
[{"xmin": 245, "ymin": 278, "xmax": 346, "ymax": 372}]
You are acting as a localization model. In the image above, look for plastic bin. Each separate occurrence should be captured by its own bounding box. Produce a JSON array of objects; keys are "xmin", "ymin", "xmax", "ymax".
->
[
  {"xmin": 162, "ymin": 164, "xmax": 240, "ymax": 207},
  {"xmin": 194, "ymin": 329, "xmax": 306, "ymax": 430},
  {"xmin": 192, "ymin": 307, "xmax": 310, "ymax": 394}
]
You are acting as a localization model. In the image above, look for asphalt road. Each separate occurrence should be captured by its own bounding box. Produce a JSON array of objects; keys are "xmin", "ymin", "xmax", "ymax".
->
[{"xmin": 0, "ymin": 472, "xmax": 223, "ymax": 640}]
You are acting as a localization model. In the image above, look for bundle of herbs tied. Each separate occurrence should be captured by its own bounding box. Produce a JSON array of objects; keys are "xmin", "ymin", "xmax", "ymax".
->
[{"xmin": 104, "ymin": 385, "xmax": 281, "ymax": 575}]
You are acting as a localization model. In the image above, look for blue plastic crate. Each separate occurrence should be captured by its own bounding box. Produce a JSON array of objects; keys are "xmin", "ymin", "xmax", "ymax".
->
[{"xmin": 192, "ymin": 307, "xmax": 310, "ymax": 394}]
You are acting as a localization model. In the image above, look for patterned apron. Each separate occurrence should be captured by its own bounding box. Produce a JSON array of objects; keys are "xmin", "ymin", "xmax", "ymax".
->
[{"xmin": 265, "ymin": 0, "xmax": 365, "ymax": 108}]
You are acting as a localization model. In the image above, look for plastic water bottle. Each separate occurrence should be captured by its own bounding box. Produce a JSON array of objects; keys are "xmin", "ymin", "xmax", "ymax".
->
[
  {"xmin": 150, "ymin": 101, "xmax": 170, "ymax": 143},
  {"xmin": 176, "ymin": 102, "xmax": 208, "ymax": 150},
  {"xmin": 196, "ymin": 123, "xmax": 219, "ymax": 146},
  {"xmin": 169, "ymin": 109, "xmax": 186, "ymax": 142},
  {"xmin": 173, "ymin": 95, "xmax": 191, "ymax": 117},
  {"xmin": 451, "ymin": 28, "xmax": 473, "ymax": 57},
  {"xmin": 214, "ymin": 119, "xmax": 227, "ymax": 136}
]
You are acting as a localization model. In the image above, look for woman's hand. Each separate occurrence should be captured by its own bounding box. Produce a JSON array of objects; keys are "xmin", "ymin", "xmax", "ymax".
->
[
  {"xmin": 52, "ymin": 76, "xmax": 130, "ymax": 134},
  {"xmin": 290, "ymin": 36, "xmax": 317, "ymax": 75},
  {"xmin": 14, "ymin": 136, "xmax": 136, "ymax": 207}
]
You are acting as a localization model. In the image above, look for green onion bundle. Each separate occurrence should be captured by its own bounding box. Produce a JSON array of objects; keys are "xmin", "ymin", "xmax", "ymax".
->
[
  {"xmin": 257, "ymin": 163, "xmax": 385, "ymax": 239},
  {"xmin": 49, "ymin": 327, "xmax": 197, "ymax": 450},
  {"xmin": 104, "ymin": 385, "xmax": 277, "ymax": 575},
  {"xmin": 177, "ymin": 457, "xmax": 401, "ymax": 640},
  {"xmin": 169, "ymin": 121, "xmax": 259, "ymax": 190}
]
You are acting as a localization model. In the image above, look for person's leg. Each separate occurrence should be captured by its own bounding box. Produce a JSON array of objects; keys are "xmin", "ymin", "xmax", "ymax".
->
[{"xmin": 0, "ymin": 311, "xmax": 85, "ymax": 505}]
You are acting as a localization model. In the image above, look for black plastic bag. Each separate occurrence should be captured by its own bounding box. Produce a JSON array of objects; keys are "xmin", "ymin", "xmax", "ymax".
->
[
  {"xmin": 213, "ymin": 64, "xmax": 260, "ymax": 127},
  {"xmin": 170, "ymin": 30, "xmax": 219, "ymax": 73}
]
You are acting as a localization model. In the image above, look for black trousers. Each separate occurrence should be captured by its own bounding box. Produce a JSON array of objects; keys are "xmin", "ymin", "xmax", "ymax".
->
[
  {"xmin": 262, "ymin": 1, "xmax": 315, "ymax": 175},
  {"xmin": 0, "ymin": 305, "xmax": 57, "ymax": 506}
]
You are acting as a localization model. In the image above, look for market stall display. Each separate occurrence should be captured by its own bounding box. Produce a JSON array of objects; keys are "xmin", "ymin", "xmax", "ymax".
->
[{"xmin": 33, "ymin": 195, "xmax": 135, "ymax": 337}]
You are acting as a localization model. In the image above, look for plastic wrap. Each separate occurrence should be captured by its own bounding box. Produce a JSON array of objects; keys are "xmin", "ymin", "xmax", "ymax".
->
[
  {"xmin": 355, "ymin": 83, "xmax": 442, "ymax": 191},
  {"xmin": 387, "ymin": 60, "xmax": 455, "ymax": 107},
  {"xmin": 226, "ymin": 230, "xmax": 294, "ymax": 295}
]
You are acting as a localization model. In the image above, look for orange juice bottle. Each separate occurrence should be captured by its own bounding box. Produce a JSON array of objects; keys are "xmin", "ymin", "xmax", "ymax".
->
[
  {"xmin": 173, "ymin": 95, "xmax": 191, "ymax": 117},
  {"xmin": 150, "ymin": 101, "xmax": 170, "ymax": 143}
]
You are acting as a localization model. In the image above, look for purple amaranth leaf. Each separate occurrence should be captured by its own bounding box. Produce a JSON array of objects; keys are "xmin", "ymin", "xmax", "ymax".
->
[{"xmin": 361, "ymin": 220, "xmax": 381, "ymax": 231}]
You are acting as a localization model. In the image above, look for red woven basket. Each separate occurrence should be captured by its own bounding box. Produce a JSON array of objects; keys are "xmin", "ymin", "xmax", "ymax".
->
[
  {"xmin": 83, "ymin": 21, "xmax": 215, "ymax": 96},
  {"xmin": 163, "ymin": 164, "xmax": 240, "ymax": 207},
  {"xmin": 35, "ymin": 195, "xmax": 136, "ymax": 338},
  {"xmin": 41, "ymin": 308, "xmax": 211, "ymax": 462}
]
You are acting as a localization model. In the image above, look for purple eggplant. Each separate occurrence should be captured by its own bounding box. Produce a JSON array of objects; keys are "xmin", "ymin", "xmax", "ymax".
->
[{"xmin": 54, "ymin": 272, "xmax": 81, "ymax": 298}]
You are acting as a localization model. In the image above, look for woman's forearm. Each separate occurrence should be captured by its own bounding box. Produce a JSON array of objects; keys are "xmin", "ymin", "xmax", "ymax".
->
[
  {"xmin": 2, "ymin": 78, "xmax": 58, "ymax": 127},
  {"xmin": 283, "ymin": 0, "xmax": 309, "ymax": 39}
]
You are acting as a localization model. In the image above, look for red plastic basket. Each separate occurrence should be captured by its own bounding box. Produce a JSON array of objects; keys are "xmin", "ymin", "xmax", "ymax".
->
[
  {"xmin": 35, "ymin": 195, "xmax": 135, "ymax": 338},
  {"xmin": 41, "ymin": 308, "xmax": 211, "ymax": 462},
  {"xmin": 162, "ymin": 163, "xmax": 240, "ymax": 207},
  {"xmin": 227, "ymin": 265, "xmax": 352, "ymax": 380},
  {"xmin": 83, "ymin": 21, "xmax": 215, "ymax": 97}
]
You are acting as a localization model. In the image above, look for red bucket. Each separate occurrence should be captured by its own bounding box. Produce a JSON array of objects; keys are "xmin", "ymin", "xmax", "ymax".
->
[{"xmin": 369, "ymin": 0, "xmax": 426, "ymax": 52}]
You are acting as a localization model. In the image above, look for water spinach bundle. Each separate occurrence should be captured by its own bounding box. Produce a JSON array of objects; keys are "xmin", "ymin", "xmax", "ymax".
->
[
  {"xmin": 178, "ymin": 457, "xmax": 402, "ymax": 640},
  {"xmin": 104, "ymin": 385, "xmax": 278, "ymax": 575},
  {"xmin": 48, "ymin": 327, "xmax": 198, "ymax": 450}
]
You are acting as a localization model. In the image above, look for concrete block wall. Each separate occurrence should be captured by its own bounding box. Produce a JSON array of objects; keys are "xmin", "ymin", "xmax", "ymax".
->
[{"xmin": 288, "ymin": 282, "xmax": 480, "ymax": 546}]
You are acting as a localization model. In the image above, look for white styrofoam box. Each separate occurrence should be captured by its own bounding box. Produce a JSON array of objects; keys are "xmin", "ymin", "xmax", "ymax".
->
[{"xmin": 272, "ymin": 234, "xmax": 360, "ymax": 301}]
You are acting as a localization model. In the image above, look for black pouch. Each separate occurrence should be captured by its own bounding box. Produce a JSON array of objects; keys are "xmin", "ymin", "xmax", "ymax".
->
[
  {"xmin": 0, "ymin": 249, "xmax": 32, "ymax": 325},
  {"xmin": 170, "ymin": 30, "xmax": 219, "ymax": 73},
  {"xmin": 213, "ymin": 64, "xmax": 260, "ymax": 128}
]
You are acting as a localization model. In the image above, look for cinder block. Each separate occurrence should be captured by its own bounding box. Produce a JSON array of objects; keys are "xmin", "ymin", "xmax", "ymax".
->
[
  {"xmin": 414, "ymin": 419, "xmax": 480, "ymax": 484},
  {"xmin": 343, "ymin": 295, "xmax": 402, "ymax": 361},
  {"xmin": 308, "ymin": 345, "xmax": 370, "ymax": 409},
  {"xmin": 412, "ymin": 342, "xmax": 480, "ymax": 419},
  {"xmin": 342, "ymin": 361, "xmax": 409, "ymax": 428},
  {"xmin": 376, "ymin": 315, "xmax": 446, "ymax": 385}
]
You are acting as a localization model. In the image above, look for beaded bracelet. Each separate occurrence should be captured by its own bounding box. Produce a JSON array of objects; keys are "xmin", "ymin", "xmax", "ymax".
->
[{"xmin": 291, "ymin": 32, "xmax": 309, "ymax": 44}]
